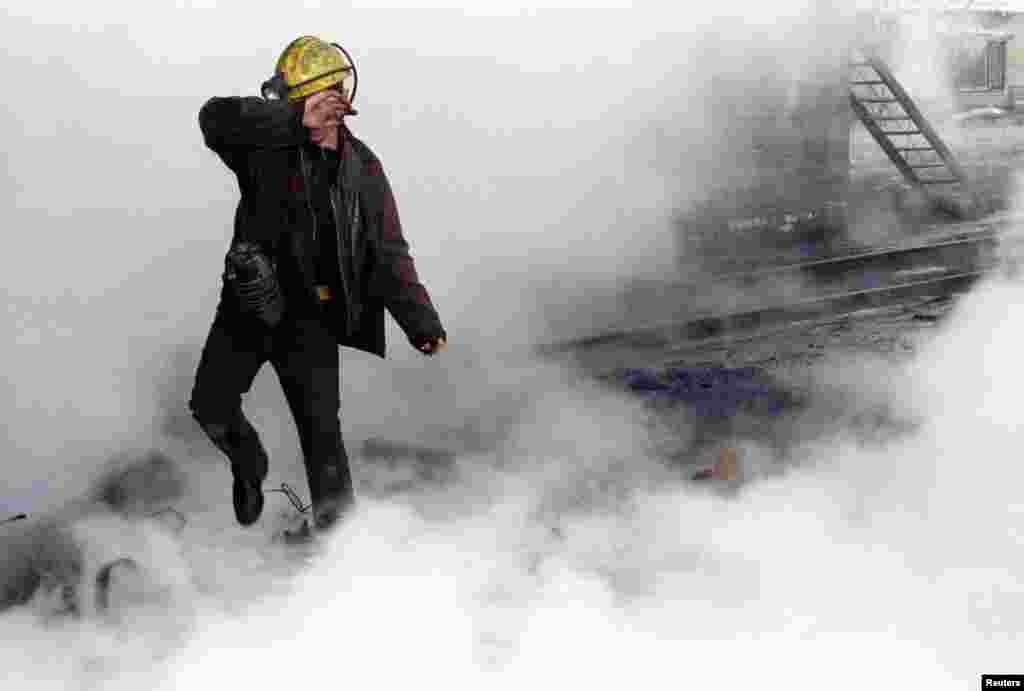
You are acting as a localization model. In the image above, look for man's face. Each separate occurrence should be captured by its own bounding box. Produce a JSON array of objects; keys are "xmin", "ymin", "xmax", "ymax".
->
[{"xmin": 301, "ymin": 84, "xmax": 353, "ymax": 144}]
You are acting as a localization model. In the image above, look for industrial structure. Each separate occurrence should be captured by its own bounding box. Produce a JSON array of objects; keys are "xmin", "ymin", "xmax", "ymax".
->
[
  {"xmin": 547, "ymin": 4, "xmax": 1019, "ymax": 377},
  {"xmin": 673, "ymin": 4, "xmax": 1024, "ymax": 271}
]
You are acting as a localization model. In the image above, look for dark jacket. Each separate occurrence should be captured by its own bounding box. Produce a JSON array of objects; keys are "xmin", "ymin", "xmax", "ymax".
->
[{"xmin": 198, "ymin": 96, "xmax": 444, "ymax": 358}]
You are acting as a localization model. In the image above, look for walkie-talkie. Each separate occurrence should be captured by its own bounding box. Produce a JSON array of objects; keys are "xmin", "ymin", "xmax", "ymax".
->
[{"xmin": 224, "ymin": 241, "xmax": 285, "ymax": 327}]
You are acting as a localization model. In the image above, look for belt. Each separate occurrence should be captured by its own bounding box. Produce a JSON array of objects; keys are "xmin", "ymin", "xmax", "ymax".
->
[{"xmin": 315, "ymin": 285, "xmax": 333, "ymax": 302}]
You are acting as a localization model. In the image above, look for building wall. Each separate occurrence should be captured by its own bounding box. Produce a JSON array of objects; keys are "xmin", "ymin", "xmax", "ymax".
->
[
  {"xmin": 686, "ymin": 37, "xmax": 853, "ymax": 215},
  {"xmin": 675, "ymin": 10, "xmax": 859, "ymax": 263}
]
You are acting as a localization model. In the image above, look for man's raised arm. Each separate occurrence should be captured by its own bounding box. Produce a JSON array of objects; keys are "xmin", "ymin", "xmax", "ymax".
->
[{"xmin": 198, "ymin": 96, "xmax": 307, "ymax": 157}]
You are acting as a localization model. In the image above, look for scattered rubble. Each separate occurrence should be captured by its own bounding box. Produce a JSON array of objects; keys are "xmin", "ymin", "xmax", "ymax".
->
[{"xmin": 0, "ymin": 450, "xmax": 188, "ymax": 620}]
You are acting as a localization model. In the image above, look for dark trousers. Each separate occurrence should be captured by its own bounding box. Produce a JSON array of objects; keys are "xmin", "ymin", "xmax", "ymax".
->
[{"xmin": 188, "ymin": 297, "xmax": 354, "ymax": 521}]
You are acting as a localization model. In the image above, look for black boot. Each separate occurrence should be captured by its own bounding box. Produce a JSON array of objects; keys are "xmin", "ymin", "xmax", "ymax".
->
[
  {"xmin": 313, "ymin": 499, "xmax": 342, "ymax": 533},
  {"xmin": 308, "ymin": 457, "xmax": 354, "ymax": 532},
  {"xmin": 202, "ymin": 415, "xmax": 268, "ymax": 527},
  {"xmin": 231, "ymin": 465, "xmax": 264, "ymax": 526},
  {"xmin": 311, "ymin": 488, "xmax": 357, "ymax": 533}
]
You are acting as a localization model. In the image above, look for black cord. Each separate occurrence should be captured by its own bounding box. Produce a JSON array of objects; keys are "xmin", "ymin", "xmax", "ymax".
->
[
  {"xmin": 1, "ymin": 513, "xmax": 27, "ymax": 525},
  {"xmin": 267, "ymin": 483, "xmax": 311, "ymax": 514}
]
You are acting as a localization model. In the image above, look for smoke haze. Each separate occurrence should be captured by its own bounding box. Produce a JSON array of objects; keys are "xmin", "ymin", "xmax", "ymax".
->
[{"xmin": 1, "ymin": 1, "xmax": 1019, "ymax": 688}]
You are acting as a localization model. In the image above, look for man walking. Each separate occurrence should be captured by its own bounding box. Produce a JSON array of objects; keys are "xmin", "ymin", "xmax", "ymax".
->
[{"xmin": 189, "ymin": 35, "xmax": 446, "ymax": 533}]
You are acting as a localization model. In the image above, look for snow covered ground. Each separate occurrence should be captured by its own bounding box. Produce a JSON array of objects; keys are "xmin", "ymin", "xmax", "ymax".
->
[{"xmin": 4, "ymin": 274, "xmax": 1024, "ymax": 689}]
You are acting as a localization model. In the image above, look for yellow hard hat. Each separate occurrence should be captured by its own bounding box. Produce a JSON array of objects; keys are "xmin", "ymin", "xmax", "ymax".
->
[{"xmin": 274, "ymin": 36, "xmax": 354, "ymax": 102}]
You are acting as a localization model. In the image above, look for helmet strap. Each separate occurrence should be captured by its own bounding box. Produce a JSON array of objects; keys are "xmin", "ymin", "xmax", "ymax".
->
[{"xmin": 331, "ymin": 43, "xmax": 358, "ymax": 103}]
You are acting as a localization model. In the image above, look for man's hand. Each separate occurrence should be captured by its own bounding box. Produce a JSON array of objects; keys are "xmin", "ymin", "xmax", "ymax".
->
[
  {"xmin": 302, "ymin": 90, "xmax": 350, "ymax": 130},
  {"xmin": 412, "ymin": 334, "xmax": 447, "ymax": 356}
]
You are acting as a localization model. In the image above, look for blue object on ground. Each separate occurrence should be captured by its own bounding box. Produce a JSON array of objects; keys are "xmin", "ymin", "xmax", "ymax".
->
[{"xmin": 622, "ymin": 367, "xmax": 799, "ymax": 421}]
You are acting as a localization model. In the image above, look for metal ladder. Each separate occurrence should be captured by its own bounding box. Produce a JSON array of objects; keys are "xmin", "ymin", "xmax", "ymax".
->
[{"xmin": 849, "ymin": 53, "xmax": 968, "ymax": 191}]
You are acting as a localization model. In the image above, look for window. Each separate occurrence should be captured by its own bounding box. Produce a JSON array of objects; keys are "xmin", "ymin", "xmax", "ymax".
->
[{"xmin": 951, "ymin": 36, "xmax": 1008, "ymax": 92}]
